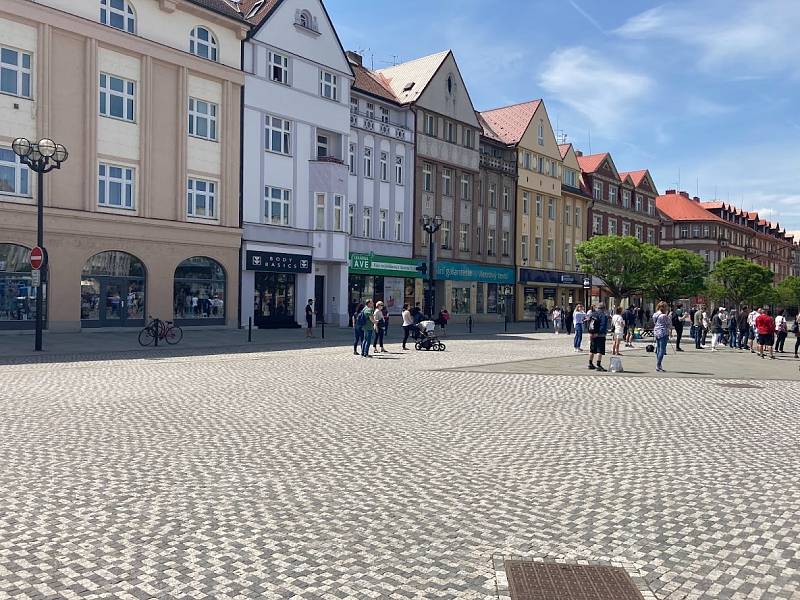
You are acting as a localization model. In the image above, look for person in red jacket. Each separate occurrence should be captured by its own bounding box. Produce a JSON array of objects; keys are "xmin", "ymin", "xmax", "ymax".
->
[{"xmin": 754, "ymin": 307, "xmax": 775, "ymax": 359}]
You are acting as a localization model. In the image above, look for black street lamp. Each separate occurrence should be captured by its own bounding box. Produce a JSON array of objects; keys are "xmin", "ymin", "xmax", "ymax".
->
[
  {"xmin": 420, "ymin": 214, "xmax": 443, "ymax": 317},
  {"xmin": 12, "ymin": 137, "xmax": 69, "ymax": 351}
]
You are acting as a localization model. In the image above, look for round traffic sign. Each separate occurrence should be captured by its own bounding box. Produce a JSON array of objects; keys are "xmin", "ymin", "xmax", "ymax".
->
[{"xmin": 30, "ymin": 246, "xmax": 45, "ymax": 270}]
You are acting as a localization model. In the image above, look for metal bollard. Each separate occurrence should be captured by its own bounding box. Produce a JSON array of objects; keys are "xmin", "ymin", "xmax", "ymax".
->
[
  {"xmin": 154, "ymin": 319, "xmax": 158, "ymax": 347},
  {"xmin": 248, "ymin": 317, "xmax": 252, "ymax": 342},
  {"xmin": 321, "ymin": 317, "xmax": 325, "ymax": 339},
  {"xmin": 504, "ymin": 316, "xmax": 508, "ymax": 332},
  {"xmin": 468, "ymin": 315, "xmax": 473, "ymax": 333}
]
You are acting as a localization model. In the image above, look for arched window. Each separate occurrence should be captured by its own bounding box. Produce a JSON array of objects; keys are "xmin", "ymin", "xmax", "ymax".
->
[
  {"xmin": 174, "ymin": 257, "xmax": 226, "ymax": 323},
  {"xmin": 299, "ymin": 10, "xmax": 311, "ymax": 28},
  {"xmin": 190, "ymin": 27, "xmax": 218, "ymax": 62},
  {"xmin": 100, "ymin": 0, "xmax": 136, "ymax": 34},
  {"xmin": 0, "ymin": 243, "xmax": 46, "ymax": 329},
  {"xmin": 81, "ymin": 251, "xmax": 146, "ymax": 327}
]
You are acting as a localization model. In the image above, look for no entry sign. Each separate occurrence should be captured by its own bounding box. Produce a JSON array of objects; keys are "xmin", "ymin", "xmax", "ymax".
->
[{"xmin": 30, "ymin": 246, "xmax": 45, "ymax": 270}]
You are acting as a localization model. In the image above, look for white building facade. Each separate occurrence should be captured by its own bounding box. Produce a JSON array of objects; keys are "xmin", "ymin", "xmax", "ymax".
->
[
  {"xmin": 345, "ymin": 51, "xmax": 418, "ymax": 317},
  {"xmin": 241, "ymin": 0, "xmax": 353, "ymax": 328}
]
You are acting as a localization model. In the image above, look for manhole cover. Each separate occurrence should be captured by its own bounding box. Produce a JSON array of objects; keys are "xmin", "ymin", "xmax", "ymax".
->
[
  {"xmin": 715, "ymin": 382, "xmax": 763, "ymax": 389},
  {"xmin": 505, "ymin": 560, "xmax": 645, "ymax": 600}
]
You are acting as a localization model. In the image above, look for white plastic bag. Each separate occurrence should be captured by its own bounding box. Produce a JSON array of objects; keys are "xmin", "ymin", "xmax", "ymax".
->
[{"xmin": 609, "ymin": 356, "xmax": 624, "ymax": 373}]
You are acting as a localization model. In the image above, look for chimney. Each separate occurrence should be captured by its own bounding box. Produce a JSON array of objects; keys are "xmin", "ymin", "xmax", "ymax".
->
[
  {"xmin": 665, "ymin": 189, "xmax": 676, "ymax": 195},
  {"xmin": 692, "ymin": 196, "xmax": 700, "ymax": 202},
  {"xmin": 346, "ymin": 51, "xmax": 363, "ymax": 67},
  {"xmin": 575, "ymin": 150, "xmax": 583, "ymax": 157},
  {"xmin": 679, "ymin": 191, "xmax": 689, "ymax": 198}
]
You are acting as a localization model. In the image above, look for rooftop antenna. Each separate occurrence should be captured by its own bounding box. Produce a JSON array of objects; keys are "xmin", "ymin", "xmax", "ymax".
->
[
  {"xmin": 696, "ymin": 177, "xmax": 699, "ymax": 198},
  {"xmin": 587, "ymin": 129, "xmax": 592, "ymax": 155}
]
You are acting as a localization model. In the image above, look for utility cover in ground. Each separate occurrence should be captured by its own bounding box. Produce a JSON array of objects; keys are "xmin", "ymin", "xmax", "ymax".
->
[{"xmin": 505, "ymin": 560, "xmax": 645, "ymax": 600}]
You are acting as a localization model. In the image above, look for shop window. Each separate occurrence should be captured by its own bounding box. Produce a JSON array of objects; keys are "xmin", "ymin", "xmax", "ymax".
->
[
  {"xmin": 451, "ymin": 287, "xmax": 471, "ymax": 314},
  {"xmin": 174, "ymin": 256, "xmax": 225, "ymax": 322},
  {"xmin": 80, "ymin": 250, "xmax": 145, "ymax": 326},
  {"xmin": 0, "ymin": 243, "xmax": 45, "ymax": 329}
]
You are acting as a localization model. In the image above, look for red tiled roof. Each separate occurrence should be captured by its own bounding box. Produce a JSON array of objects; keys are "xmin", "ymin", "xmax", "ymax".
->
[
  {"xmin": 577, "ymin": 152, "xmax": 609, "ymax": 174},
  {"xmin": 238, "ymin": 0, "xmax": 282, "ymax": 24},
  {"xmin": 187, "ymin": 0, "xmax": 247, "ymax": 20},
  {"xmin": 350, "ymin": 61, "xmax": 397, "ymax": 103},
  {"xmin": 478, "ymin": 100, "xmax": 541, "ymax": 146},
  {"xmin": 624, "ymin": 169, "xmax": 649, "ymax": 187},
  {"xmin": 557, "ymin": 143, "xmax": 571, "ymax": 159},
  {"xmin": 657, "ymin": 193, "xmax": 724, "ymax": 222},
  {"xmin": 617, "ymin": 171, "xmax": 634, "ymax": 185},
  {"xmin": 699, "ymin": 201, "xmax": 725, "ymax": 210}
]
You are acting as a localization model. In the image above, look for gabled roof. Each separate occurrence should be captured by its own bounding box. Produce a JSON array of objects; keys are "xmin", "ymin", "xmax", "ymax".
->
[
  {"xmin": 618, "ymin": 172, "xmax": 634, "ymax": 186},
  {"xmin": 188, "ymin": 0, "xmax": 251, "ymax": 20},
  {"xmin": 557, "ymin": 143, "xmax": 571, "ymax": 159},
  {"xmin": 478, "ymin": 115, "xmax": 504, "ymax": 144},
  {"xmin": 238, "ymin": 0, "xmax": 282, "ymax": 25},
  {"xmin": 699, "ymin": 201, "xmax": 725, "ymax": 210},
  {"xmin": 376, "ymin": 50, "xmax": 451, "ymax": 105},
  {"xmin": 619, "ymin": 169, "xmax": 649, "ymax": 187},
  {"xmin": 657, "ymin": 193, "xmax": 724, "ymax": 223},
  {"xmin": 577, "ymin": 152, "xmax": 611, "ymax": 174},
  {"xmin": 350, "ymin": 60, "xmax": 398, "ymax": 104},
  {"xmin": 477, "ymin": 100, "xmax": 541, "ymax": 146}
]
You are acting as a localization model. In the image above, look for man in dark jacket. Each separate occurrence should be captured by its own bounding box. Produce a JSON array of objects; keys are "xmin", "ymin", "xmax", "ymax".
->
[
  {"xmin": 672, "ymin": 302, "xmax": 685, "ymax": 351},
  {"xmin": 588, "ymin": 303, "xmax": 609, "ymax": 372},
  {"xmin": 736, "ymin": 306, "xmax": 749, "ymax": 350}
]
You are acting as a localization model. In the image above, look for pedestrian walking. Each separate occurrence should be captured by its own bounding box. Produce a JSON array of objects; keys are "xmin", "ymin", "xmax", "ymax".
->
[
  {"xmin": 689, "ymin": 306, "xmax": 697, "ymax": 342},
  {"xmin": 774, "ymin": 309, "xmax": 788, "ymax": 353},
  {"xmin": 792, "ymin": 317, "xmax": 800, "ymax": 358},
  {"xmin": 671, "ymin": 302, "xmax": 685, "ymax": 351},
  {"xmin": 305, "ymin": 299, "xmax": 315, "ymax": 338},
  {"xmin": 565, "ymin": 305, "xmax": 574, "ymax": 335},
  {"xmin": 572, "ymin": 304, "xmax": 586, "ymax": 352},
  {"xmin": 693, "ymin": 305, "xmax": 705, "ymax": 349},
  {"xmin": 587, "ymin": 303, "xmax": 609, "ymax": 372},
  {"xmin": 435, "ymin": 307, "xmax": 450, "ymax": 336},
  {"xmin": 747, "ymin": 306, "xmax": 759, "ymax": 352},
  {"xmin": 653, "ymin": 301, "xmax": 671, "ymax": 372},
  {"xmin": 360, "ymin": 300, "xmax": 375, "ymax": 357},
  {"xmin": 623, "ymin": 305, "xmax": 636, "ymax": 347},
  {"xmin": 381, "ymin": 303, "xmax": 389, "ymax": 338},
  {"xmin": 710, "ymin": 307, "xmax": 725, "ymax": 351},
  {"xmin": 736, "ymin": 306, "xmax": 749, "ymax": 349},
  {"xmin": 352, "ymin": 302, "xmax": 365, "ymax": 355},
  {"xmin": 727, "ymin": 308, "xmax": 738, "ymax": 349},
  {"xmin": 372, "ymin": 301, "xmax": 387, "ymax": 353},
  {"xmin": 755, "ymin": 308, "xmax": 775, "ymax": 359},
  {"xmin": 401, "ymin": 304, "xmax": 414, "ymax": 350},
  {"xmin": 552, "ymin": 307, "xmax": 562, "ymax": 334},
  {"xmin": 701, "ymin": 307, "xmax": 710, "ymax": 347},
  {"xmin": 611, "ymin": 306, "xmax": 625, "ymax": 355}
]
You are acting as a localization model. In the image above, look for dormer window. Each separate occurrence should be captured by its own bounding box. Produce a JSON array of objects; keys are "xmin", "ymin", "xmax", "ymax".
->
[
  {"xmin": 100, "ymin": 0, "xmax": 136, "ymax": 34},
  {"xmin": 190, "ymin": 27, "xmax": 218, "ymax": 62}
]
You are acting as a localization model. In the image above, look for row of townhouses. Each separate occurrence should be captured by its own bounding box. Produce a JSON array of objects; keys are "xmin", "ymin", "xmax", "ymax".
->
[{"xmin": 1, "ymin": 0, "xmax": 797, "ymax": 334}]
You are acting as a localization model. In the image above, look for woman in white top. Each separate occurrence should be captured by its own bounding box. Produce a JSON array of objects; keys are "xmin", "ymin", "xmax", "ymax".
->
[
  {"xmin": 572, "ymin": 304, "xmax": 586, "ymax": 352},
  {"xmin": 552, "ymin": 308, "xmax": 562, "ymax": 334},
  {"xmin": 611, "ymin": 306, "xmax": 625, "ymax": 355},
  {"xmin": 401, "ymin": 304, "xmax": 414, "ymax": 350}
]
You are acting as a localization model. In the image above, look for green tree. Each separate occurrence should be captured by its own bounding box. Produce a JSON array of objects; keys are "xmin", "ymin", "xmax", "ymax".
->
[
  {"xmin": 643, "ymin": 248, "xmax": 708, "ymax": 303},
  {"xmin": 576, "ymin": 236, "xmax": 652, "ymax": 300},
  {"xmin": 777, "ymin": 276, "xmax": 800, "ymax": 308},
  {"xmin": 708, "ymin": 256, "xmax": 774, "ymax": 307}
]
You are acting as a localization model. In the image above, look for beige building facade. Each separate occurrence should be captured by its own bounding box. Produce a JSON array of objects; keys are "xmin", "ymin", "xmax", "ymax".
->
[{"xmin": 0, "ymin": 0, "xmax": 245, "ymax": 332}]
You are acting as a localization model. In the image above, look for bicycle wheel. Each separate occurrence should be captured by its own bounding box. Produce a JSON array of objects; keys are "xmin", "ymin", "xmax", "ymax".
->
[
  {"xmin": 164, "ymin": 325, "xmax": 183, "ymax": 345},
  {"xmin": 138, "ymin": 327, "xmax": 155, "ymax": 346}
]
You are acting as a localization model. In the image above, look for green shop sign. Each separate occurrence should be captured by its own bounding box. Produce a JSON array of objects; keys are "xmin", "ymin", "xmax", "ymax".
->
[{"xmin": 349, "ymin": 253, "xmax": 424, "ymax": 278}]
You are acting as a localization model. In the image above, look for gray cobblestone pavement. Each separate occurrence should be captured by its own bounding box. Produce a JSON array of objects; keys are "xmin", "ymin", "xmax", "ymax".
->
[{"xmin": 0, "ymin": 334, "xmax": 799, "ymax": 599}]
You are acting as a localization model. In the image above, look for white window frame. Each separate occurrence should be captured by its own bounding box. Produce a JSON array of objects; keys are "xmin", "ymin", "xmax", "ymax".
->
[
  {"xmin": 521, "ymin": 235, "xmax": 529, "ymax": 262},
  {"xmin": 366, "ymin": 102, "xmax": 375, "ymax": 119},
  {"xmin": 522, "ymin": 191, "xmax": 530, "ymax": 215},
  {"xmin": 423, "ymin": 162, "xmax": 433, "ymax": 192},
  {"xmin": 380, "ymin": 152, "xmax": 388, "ymax": 181},
  {"xmin": 623, "ymin": 222, "xmax": 631, "ymax": 237},
  {"xmin": 647, "ymin": 228, "xmax": 655, "ymax": 244},
  {"xmin": 609, "ymin": 185, "xmax": 617, "ymax": 204},
  {"xmin": 575, "ymin": 206, "xmax": 581, "ymax": 228},
  {"xmin": 395, "ymin": 155, "xmax": 404, "ymax": 184},
  {"xmin": 0, "ymin": 46, "xmax": 32, "ymax": 99},
  {"xmin": 100, "ymin": 0, "xmax": 136, "ymax": 33},
  {"xmin": 316, "ymin": 134, "xmax": 328, "ymax": 159},
  {"xmin": 319, "ymin": 70, "xmax": 338, "ymax": 100},
  {"xmin": 460, "ymin": 223, "xmax": 470, "ymax": 252},
  {"xmin": 0, "ymin": 147, "xmax": 30, "ymax": 197},
  {"xmin": 189, "ymin": 26, "xmax": 218, "ymax": 62},
  {"xmin": 315, "ymin": 192, "xmax": 325, "ymax": 230},
  {"xmin": 380, "ymin": 106, "xmax": 389, "ymax": 123},
  {"xmin": 546, "ymin": 239, "xmax": 554, "ymax": 261},
  {"xmin": 622, "ymin": 190, "xmax": 631, "ymax": 208},
  {"xmin": 635, "ymin": 224, "xmax": 643, "ymax": 241},
  {"xmin": 593, "ymin": 181, "xmax": 602, "ymax": 200},
  {"xmin": 188, "ymin": 97, "xmax": 218, "ymax": 141},
  {"xmin": 379, "ymin": 209, "xmax": 387, "ymax": 239},
  {"xmin": 98, "ymin": 162, "xmax": 135, "ymax": 209},
  {"xmin": 442, "ymin": 168, "xmax": 452, "ymax": 196},
  {"xmin": 265, "ymin": 186, "xmax": 291, "ymax": 226},
  {"xmin": 488, "ymin": 182, "xmax": 496, "ymax": 208},
  {"xmin": 395, "ymin": 212, "xmax": 403, "ymax": 241},
  {"xmin": 99, "ymin": 72, "xmax": 135, "ymax": 122},
  {"xmin": 503, "ymin": 186, "xmax": 510, "ymax": 211},
  {"xmin": 460, "ymin": 174, "xmax": 470, "ymax": 201},
  {"xmin": 502, "ymin": 231, "xmax": 510, "ymax": 256},
  {"xmin": 608, "ymin": 218, "xmax": 617, "ymax": 236},
  {"xmin": 333, "ymin": 195, "xmax": 343, "ymax": 231},
  {"xmin": 441, "ymin": 220, "xmax": 451, "ymax": 249},
  {"xmin": 564, "ymin": 203, "xmax": 571, "ymax": 225},
  {"xmin": 269, "ymin": 51, "xmax": 289, "ymax": 85},
  {"xmin": 534, "ymin": 237, "xmax": 541, "ymax": 261},
  {"xmin": 363, "ymin": 147, "xmax": 373, "ymax": 178},
  {"xmin": 488, "ymin": 229, "xmax": 496, "ymax": 256},
  {"xmin": 363, "ymin": 207, "xmax": 371, "ymax": 237},
  {"xmin": 424, "ymin": 114, "xmax": 436, "ymax": 136},
  {"xmin": 565, "ymin": 242, "xmax": 571, "ymax": 265},
  {"xmin": 635, "ymin": 194, "xmax": 643, "ymax": 212},
  {"xmin": 348, "ymin": 143, "xmax": 356, "ymax": 174},
  {"xmin": 535, "ymin": 194, "xmax": 542, "ymax": 217},
  {"xmin": 593, "ymin": 215, "xmax": 602, "ymax": 234},
  {"xmin": 348, "ymin": 204, "xmax": 355, "ymax": 234},
  {"xmin": 187, "ymin": 177, "xmax": 217, "ymax": 219},
  {"xmin": 537, "ymin": 120, "xmax": 544, "ymax": 145},
  {"xmin": 548, "ymin": 198, "xmax": 555, "ymax": 220},
  {"xmin": 265, "ymin": 114, "xmax": 291, "ymax": 155}
]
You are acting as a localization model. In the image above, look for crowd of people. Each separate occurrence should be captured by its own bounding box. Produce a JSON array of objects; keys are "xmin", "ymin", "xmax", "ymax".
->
[
  {"xmin": 565, "ymin": 301, "xmax": 799, "ymax": 373},
  {"xmin": 349, "ymin": 301, "xmax": 450, "ymax": 357}
]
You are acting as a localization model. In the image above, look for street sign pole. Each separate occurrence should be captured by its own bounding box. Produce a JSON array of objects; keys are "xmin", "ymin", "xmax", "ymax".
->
[{"xmin": 34, "ymin": 168, "xmax": 45, "ymax": 352}]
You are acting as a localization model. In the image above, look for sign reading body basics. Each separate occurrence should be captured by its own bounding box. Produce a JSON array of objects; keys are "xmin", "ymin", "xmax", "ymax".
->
[{"xmin": 245, "ymin": 251, "xmax": 312, "ymax": 273}]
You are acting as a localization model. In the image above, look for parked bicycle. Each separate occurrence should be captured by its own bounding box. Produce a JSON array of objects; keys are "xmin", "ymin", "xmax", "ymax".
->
[{"xmin": 138, "ymin": 316, "xmax": 183, "ymax": 346}]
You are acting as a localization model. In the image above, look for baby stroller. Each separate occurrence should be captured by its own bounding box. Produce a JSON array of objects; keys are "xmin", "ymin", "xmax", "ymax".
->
[{"xmin": 415, "ymin": 320, "xmax": 446, "ymax": 351}]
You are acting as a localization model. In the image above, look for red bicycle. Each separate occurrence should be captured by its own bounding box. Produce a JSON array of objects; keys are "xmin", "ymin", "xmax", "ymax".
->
[{"xmin": 138, "ymin": 316, "xmax": 183, "ymax": 346}]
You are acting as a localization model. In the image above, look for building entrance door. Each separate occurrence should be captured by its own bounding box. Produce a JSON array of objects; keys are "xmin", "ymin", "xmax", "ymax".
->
[{"xmin": 314, "ymin": 275, "xmax": 325, "ymax": 322}]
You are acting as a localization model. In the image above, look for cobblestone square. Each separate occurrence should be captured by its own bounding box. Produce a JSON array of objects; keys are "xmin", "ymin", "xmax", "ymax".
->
[{"xmin": 0, "ymin": 334, "xmax": 799, "ymax": 599}]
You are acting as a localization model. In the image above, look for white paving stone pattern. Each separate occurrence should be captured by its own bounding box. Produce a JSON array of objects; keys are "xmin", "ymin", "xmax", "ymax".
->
[{"xmin": 0, "ymin": 335, "xmax": 799, "ymax": 599}]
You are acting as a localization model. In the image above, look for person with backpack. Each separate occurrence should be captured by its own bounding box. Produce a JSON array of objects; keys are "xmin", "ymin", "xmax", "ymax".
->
[
  {"xmin": 671, "ymin": 302, "xmax": 685, "ymax": 351},
  {"xmin": 352, "ymin": 302, "xmax": 365, "ymax": 355},
  {"xmin": 572, "ymin": 304, "xmax": 586, "ymax": 352},
  {"xmin": 653, "ymin": 301, "xmax": 672, "ymax": 372},
  {"xmin": 587, "ymin": 303, "xmax": 609, "ymax": 372},
  {"xmin": 358, "ymin": 300, "xmax": 375, "ymax": 357},
  {"xmin": 774, "ymin": 309, "xmax": 788, "ymax": 353}
]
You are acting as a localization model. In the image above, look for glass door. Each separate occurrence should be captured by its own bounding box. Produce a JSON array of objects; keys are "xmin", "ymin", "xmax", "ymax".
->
[
  {"xmin": 104, "ymin": 281, "xmax": 125, "ymax": 323},
  {"xmin": 97, "ymin": 278, "xmax": 145, "ymax": 327}
]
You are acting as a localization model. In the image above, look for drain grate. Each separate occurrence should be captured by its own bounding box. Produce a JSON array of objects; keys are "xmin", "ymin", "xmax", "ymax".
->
[
  {"xmin": 505, "ymin": 560, "xmax": 645, "ymax": 600},
  {"xmin": 715, "ymin": 382, "xmax": 763, "ymax": 389}
]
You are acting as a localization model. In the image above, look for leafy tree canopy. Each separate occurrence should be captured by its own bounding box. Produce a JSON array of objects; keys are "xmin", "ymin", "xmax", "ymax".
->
[
  {"xmin": 576, "ymin": 236, "xmax": 652, "ymax": 300},
  {"xmin": 643, "ymin": 248, "xmax": 707, "ymax": 303},
  {"xmin": 708, "ymin": 256, "xmax": 774, "ymax": 307}
]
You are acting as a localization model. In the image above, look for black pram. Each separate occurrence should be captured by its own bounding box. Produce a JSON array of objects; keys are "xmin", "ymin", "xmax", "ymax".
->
[{"xmin": 415, "ymin": 320, "xmax": 446, "ymax": 351}]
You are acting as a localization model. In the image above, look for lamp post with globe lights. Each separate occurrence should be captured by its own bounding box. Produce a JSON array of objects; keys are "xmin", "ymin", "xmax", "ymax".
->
[
  {"xmin": 12, "ymin": 137, "xmax": 69, "ymax": 351},
  {"xmin": 419, "ymin": 214, "xmax": 443, "ymax": 317}
]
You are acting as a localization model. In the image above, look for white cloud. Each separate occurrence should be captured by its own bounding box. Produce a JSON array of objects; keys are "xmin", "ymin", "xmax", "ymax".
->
[
  {"xmin": 538, "ymin": 47, "xmax": 653, "ymax": 136},
  {"xmin": 684, "ymin": 97, "xmax": 737, "ymax": 117},
  {"xmin": 615, "ymin": 1, "xmax": 800, "ymax": 77}
]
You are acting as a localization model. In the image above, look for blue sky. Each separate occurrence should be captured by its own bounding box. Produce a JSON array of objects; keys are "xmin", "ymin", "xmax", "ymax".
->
[{"xmin": 326, "ymin": 0, "xmax": 800, "ymax": 235}]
